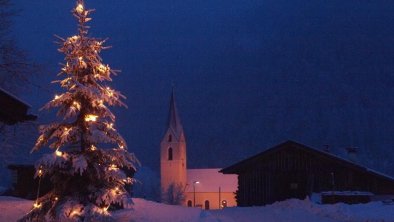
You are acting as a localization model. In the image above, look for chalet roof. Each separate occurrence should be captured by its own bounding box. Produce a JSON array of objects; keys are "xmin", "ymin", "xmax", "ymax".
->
[
  {"xmin": 0, "ymin": 87, "xmax": 37, "ymax": 125},
  {"xmin": 166, "ymin": 88, "xmax": 184, "ymax": 140},
  {"xmin": 186, "ymin": 168, "xmax": 237, "ymax": 193},
  {"xmin": 220, "ymin": 140, "xmax": 394, "ymax": 183}
]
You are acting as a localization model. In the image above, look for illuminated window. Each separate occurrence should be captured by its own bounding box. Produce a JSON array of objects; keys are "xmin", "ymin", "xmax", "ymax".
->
[
  {"xmin": 221, "ymin": 200, "xmax": 227, "ymax": 208},
  {"xmin": 187, "ymin": 200, "xmax": 192, "ymax": 207},
  {"xmin": 204, "ymin": 200, "xmax": 210, "ymax": 210},
  {"xmin": 168, "ymin": 147, "xmax": 173, "ymax": 160}
]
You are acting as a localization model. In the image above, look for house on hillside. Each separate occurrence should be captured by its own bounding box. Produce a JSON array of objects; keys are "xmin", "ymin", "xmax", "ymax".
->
[{"xmin": 220, "ymin": 140, "xmax": 394, "ymax": 206}]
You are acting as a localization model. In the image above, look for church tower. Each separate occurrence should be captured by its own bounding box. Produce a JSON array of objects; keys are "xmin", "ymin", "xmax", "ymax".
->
[{"xmin": 160, "ymin": 89, "xmax": 187, "ymax": 201}]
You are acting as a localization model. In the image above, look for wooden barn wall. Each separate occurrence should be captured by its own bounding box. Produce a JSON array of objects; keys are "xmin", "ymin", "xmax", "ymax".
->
[{"xmin": 236, "ymin": 147, "xmax": 394, "ymax": 206}]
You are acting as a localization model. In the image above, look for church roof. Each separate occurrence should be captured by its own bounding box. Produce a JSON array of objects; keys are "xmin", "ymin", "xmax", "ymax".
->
[
  {"xmin": 185, "ymin": 168, "xmax": 237, "ymax": 193},
  {"xmin": 166, "ymin": 89, "xmax": 184, "ymax": 140}
]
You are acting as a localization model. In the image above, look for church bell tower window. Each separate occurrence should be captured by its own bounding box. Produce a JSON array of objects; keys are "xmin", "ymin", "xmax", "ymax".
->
[
  {"xmin": 168, "ymin": 134, "xmax": 172, "ymax": 142},
  {"xmin": 168, "ymin": 147, "xmax": 173, "ymax": 160}
]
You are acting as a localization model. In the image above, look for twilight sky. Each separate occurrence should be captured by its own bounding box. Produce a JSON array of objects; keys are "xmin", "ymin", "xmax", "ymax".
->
[{"xmin": 10, "ymin": 0, "xmax": 394, "ymax": 174}]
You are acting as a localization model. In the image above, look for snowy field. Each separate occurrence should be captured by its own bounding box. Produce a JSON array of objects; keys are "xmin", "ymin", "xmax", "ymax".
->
[{"xmin": 1, "ymin": 196, "xmax": 393, "ymax": 222}]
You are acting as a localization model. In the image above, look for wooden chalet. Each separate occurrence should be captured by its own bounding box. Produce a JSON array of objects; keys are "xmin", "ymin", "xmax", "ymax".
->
[
  {"xmin": 0, "ymin": 87, "xmax": 36, "ymax": 125},
  {"xmin": 220, "ymin": 140, "xmax": 394, "ymax": 206}
]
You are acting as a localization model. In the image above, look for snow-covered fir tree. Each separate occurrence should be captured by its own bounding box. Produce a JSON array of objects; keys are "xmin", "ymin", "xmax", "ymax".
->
[{"xmin": 19, "ymin": 1, "xmax": 138, "ymax": 221}]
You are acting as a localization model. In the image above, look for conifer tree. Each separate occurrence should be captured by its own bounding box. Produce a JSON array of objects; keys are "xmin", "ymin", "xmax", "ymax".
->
[{"xmin": 19, "ymin": 1, "xmax": 137, "ymax": 221}]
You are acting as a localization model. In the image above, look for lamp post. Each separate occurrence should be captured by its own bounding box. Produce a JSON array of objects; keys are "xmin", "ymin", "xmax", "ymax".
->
[{"xmin": 193, "ymin": 181, "xmax": 199, "ymax": 207}]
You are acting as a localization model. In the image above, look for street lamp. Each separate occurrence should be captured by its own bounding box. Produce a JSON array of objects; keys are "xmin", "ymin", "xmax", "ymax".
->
[{"xmin": 193, "ymin": 181, "xmax": 199, "ymax": 207}]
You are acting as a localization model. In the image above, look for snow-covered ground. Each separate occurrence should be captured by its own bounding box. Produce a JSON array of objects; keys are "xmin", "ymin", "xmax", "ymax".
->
[{"xmin": 1, "ymin": 196, "xmax": 393, "ymax": 222}]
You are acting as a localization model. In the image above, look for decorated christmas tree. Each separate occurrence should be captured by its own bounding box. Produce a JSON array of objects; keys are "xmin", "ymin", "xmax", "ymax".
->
[{"xmin": 19, "ymin": 0, "xmax": 138, "ymax": 221}]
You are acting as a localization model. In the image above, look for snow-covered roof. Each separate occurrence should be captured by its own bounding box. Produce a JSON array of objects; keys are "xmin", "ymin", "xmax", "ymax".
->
[
  {"xmin": 185, "ymin": 168, "xmax": 237, "ymax": 193},
  {"xmin": 221, "ymin": 140, "xmax": 394, "ymax": 183},
  {"xmin": 0, "ymin": 86, "xmax": 32, "ymax": 108}
]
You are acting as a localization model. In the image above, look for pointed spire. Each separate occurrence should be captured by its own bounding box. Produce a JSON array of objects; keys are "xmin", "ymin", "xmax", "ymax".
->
[{"xmin": 167, "ymin": 87, "xmax": 184, "ymax": 140}]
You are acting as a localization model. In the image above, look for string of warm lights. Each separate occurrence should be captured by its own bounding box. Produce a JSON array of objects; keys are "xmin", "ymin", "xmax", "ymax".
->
[{"xmin": 22, "ymin": 0, "xmax": 138, "ymax": 220}]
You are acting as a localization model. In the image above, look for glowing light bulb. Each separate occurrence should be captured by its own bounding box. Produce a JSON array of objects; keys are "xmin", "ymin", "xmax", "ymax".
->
[
  {"xmin": 73, "ymin": 101, "xmax": 81, "ymax": 110},
  {"xmin": 68, "ymin": 35, "xmax": 79, "ymax": 43},
  {"xmin": 106, "ymin": 87, "xmax": 114, "ymax": 97},
  {"xmin": 97, "ymin": 100, "xmax": 104, "ymax": 106},
  {"xmin": 55, "ymin": 150, "xmax": 63, "ymax": 157},
  {"xmin": 76, "ymin": 4, "xmax": 84, "ymax": 14},
  {"xmin": 109, "ymin": 164, "xmax": 118, "ymax": 171},
  {"xmin": 106, "ymin": 123, "xmax": 114, "ymax": 130},
  {"xmin": 63, "ymin": 127, "xmax": 71, "ymax": 135},
  {"xmin": 33, "ymin": 202, "xmax": 41, "ymax": 209},
  {"xmin": 70, "ymin": 209, "xmax": 81, "ymax": 217},
  {"xmin": 38, "ymin": 169, "xmax": 43, "ymax": 177},
  {"xmin": 90, "ymin": 145, "xmax": 97, "ymax": 151},
  {"xmin": 85, "ymin": 114, "xmax": 98, "ymax": 122},
  {"xmin": 54, "ymin": 95, "xmax": 61, "ymax": 100},
  {"xmin": 98, "ymin": 64, "xmax": 107, "ymax": 73}
]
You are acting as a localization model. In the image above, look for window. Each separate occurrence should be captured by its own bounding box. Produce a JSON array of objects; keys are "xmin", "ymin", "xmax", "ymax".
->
[
  {"xmin": 168, "ymin": 147, "xmax": 173, "ymax": 160},
  {"xmin": 168, "ymin": 134, "xmax": 172, "ymax": 142},
  {"xmin": 221, "ymin": 200, "xmax": 227, "ymax": 208},
  {"xmin": 187, "ymin": 200, "xmax": 192, "ymax": 207},
  {"xmin": 204, "ymin": 200, "xmax": 210, "ymax": 210}
]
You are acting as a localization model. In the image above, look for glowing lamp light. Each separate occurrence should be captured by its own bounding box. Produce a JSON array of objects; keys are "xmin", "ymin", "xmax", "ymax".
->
[
  {"xmin": 54, "ymin": 95, "xmax": 61, "ymax": 100},
  {"xmin": 90, "ymin": 145, "xmax": 97, "ymax": 151},
  {"xmin": 76, "ymin": 4, "xmax": 84, "ymax": 14},
  {"xmin": 85, "ymin": 114, "xmax": 98, "ymax": 122}
]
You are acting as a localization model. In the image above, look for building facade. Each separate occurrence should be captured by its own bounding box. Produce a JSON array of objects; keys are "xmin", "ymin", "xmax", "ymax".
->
[
  {"xmin": 221, "ymin": 140, "xmax": 394, "ymax": 206},
  {"xmin": 184, "ymin": 168, "xmax": 237, "ymax": 209},
  {"xmin": 160, "ymin": 90, "xmax": 237, "ymax": 209}
]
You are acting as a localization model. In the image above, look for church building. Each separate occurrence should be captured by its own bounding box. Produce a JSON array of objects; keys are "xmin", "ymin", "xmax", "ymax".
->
[{"xmin": 160, "ymin": 90, "xmax": 237, "ymax": 209}]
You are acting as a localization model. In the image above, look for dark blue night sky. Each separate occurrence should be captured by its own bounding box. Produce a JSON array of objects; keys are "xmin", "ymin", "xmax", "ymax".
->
[{"xmin": 10, "ymin": 0, "xmax": 394, "ymax": 175}]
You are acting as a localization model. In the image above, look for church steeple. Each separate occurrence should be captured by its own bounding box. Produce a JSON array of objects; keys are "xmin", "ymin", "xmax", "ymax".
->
[
  {"xmin": 160, "ymin": 88, "xmax": 187, "ymax": 203},
  {"xmin": 167, "ymin": 88, "xmax": 184, "ymax": 141}
]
